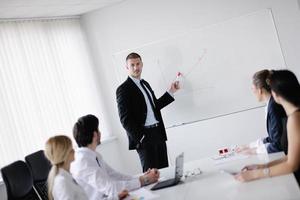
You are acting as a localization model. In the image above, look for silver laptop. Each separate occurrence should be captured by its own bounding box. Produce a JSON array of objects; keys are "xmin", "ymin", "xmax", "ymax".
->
[{"xmin": 151, "ymin": 152, "xmax": 184, "ymax": 190}]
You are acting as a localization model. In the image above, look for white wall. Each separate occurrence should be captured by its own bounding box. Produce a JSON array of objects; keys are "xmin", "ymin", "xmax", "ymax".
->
[
  {"xmin": 80, "ymin": 0, "xmax": 300, "ymax": 174},
  {"xmin": 96, "ymin": 138, "xmax": 124, "ymax": 172}
]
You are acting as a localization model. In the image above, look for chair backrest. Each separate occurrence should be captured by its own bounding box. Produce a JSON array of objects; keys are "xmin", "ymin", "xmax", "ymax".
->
[
  {"xmin": 1, "ymin": 160, "xmax": 40, "ymax": 200},
  {"xmin": 25, "ymin": 150, "xmax": 51, "ymax": 200},
  {"xmin": 25, "ymin": 150, "xmax": 51, "ymax": 182}
]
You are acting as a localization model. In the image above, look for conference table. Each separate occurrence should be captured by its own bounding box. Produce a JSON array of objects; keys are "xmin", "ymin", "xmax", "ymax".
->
[{"xmin": 147, "ymin": 152, "xmax": 300, "ymax": 200}]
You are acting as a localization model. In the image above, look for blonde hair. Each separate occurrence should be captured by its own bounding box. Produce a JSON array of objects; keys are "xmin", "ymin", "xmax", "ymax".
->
[{"xmin": 44, "ymin": 135, "xmax": 73, "ymax": 200}]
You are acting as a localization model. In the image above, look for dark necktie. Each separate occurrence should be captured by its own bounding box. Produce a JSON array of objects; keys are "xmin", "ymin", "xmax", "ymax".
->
[
  {"xmin": 96, "ymin": 157, "xmax": 101, "ymax": 167},
  {"xmin": 140, "ymin": 79, "xmax": 155, "ymax": 110}
]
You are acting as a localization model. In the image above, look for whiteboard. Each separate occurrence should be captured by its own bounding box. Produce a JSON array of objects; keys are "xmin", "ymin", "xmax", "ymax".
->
[{"xmin": 112, "ymin": 9, "xmax": 286, "ymax": 128}]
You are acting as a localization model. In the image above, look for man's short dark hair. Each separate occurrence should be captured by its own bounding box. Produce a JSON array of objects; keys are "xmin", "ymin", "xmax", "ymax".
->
[
  {"xmin": 126, "ymin": 52, "xmax": 142, "ymax": 61},
  {"xmin": 73, "ymin": 114, "xmax": 99, "ymax": 147}
]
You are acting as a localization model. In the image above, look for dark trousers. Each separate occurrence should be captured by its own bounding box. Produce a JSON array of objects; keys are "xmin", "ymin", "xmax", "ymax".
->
[{"xmin": 136, "ymin": 126, "xmax": 169, "ymax": 172}]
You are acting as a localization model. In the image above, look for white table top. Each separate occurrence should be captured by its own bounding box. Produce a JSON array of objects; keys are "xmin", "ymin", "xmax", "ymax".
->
[{"xmin": 147, "ymin": 152, "xmax": 300, "ymax": 200}]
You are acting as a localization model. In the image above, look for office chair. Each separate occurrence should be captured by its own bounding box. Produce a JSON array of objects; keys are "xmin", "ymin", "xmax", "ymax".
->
[
  {"xmin": 1, "ymin": 160, "xmax": 40, "ymax": 200},
  {"xmin": 25, "ymin": 150, "xmax": 51, "ymax": 200}
]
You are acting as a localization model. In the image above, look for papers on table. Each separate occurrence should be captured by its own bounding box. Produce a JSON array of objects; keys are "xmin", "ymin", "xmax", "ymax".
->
[
  {"xmin": 212, "ymin": 153, "xmax": 249, "ymax": 165},
  {"xmin": 124, "ymin": 188, "xmax": 159, "ymax": 200}
]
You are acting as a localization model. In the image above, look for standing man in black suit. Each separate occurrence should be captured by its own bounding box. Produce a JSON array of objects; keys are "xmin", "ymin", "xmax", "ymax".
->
[{"xmin": 116, "ymin": 52, "xmax": 180, "ymax": 172}]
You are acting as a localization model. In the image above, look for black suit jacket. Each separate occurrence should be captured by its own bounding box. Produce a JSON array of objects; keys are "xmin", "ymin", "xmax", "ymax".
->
[
  {"xmin": 116, "ymin": 77, "xmax": 174, "ymax": 150},
  {"xmin": 263, "ymin": 96, "xmax": 287, "ymax": 153}
]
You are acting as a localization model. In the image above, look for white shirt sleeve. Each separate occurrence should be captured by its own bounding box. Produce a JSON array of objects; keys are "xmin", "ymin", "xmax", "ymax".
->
[
  {"xmin": 71, "ymin": 149, "xmax": 141, "ymax": 200},
  {"xmin": 249, "ymin": 138, "xmax": 267, "ymax": 154},
  {"xmin": 249, "ymin": 138, "xmax": 263, "ymax": 149},
  {"xmin": 96, "ymin": 156, "xmax": 140, "ymax": 192},
  {"xmin": 101, "ymin": 159, "xmax": 136, "ymax": 181},
  {"xmin": 77, "ymin": 156, "xmax": 140, "ymax": 199}
]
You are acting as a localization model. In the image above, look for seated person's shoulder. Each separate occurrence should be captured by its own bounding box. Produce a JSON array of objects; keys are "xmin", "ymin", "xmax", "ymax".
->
[
  {"xmin": 290, "ymin": 112, "xmax": 300, "ymax": 123},
  {"xmin": 287, "ymin": 113, "xmax": 300, "ymax": 134},
  {"xmin": 54, "ymin": 175, "xmax": 73, "ymax": 191},
  {"xmin": 271, "ymin": 102, "xmax": 286, "ymax": 117},
  {"xmin": 72, "ymin": 151, "xmax": 103, "ymax": 170}
]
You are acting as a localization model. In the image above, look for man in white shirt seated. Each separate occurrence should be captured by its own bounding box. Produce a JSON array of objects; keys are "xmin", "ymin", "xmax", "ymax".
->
[{"xmin": 70, "ymin": 114, "xmax": 159, "ymax": 200}]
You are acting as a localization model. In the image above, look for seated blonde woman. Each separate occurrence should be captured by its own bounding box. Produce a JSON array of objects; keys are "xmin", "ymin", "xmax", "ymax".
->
[
  {"xmin": 45, "ymin": 135, "xmax": 89, "ymax": 200},
  {"xmin": 45, "ymin": 135, "xmax": 128, "ymax": 200}
]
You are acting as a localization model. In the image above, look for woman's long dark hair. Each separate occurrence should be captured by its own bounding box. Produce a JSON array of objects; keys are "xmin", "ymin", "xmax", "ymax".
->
[{"xmin": 268, "ymin": 69, "xmax": 300, "ymax": 107}]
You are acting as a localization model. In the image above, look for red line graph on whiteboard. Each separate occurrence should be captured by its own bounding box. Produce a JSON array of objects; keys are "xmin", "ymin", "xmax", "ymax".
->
[
  {"xmin": 156, "ymin": 48, "xmax": 214, "ymax": 95},
  {"xmin": 184, "ymin": 48, "xmax": 207, "ymax": 79}
]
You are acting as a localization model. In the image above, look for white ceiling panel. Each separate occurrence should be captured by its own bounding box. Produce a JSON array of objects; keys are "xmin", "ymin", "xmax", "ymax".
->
[{"xmin": 0, "ymin": 0, "xmax": 126, "ymax": 19}]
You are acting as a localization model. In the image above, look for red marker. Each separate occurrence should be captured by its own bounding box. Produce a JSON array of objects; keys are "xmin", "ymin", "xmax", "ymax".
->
[{"xmin": 176, "ymin": 72, "xmax": 182, "ymax": 82}]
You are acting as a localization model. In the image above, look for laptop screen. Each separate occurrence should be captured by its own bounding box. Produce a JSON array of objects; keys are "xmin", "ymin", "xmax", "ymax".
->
[{"xmin": 175, "ymin": 152, "xmax": 184, "ymax": 181}]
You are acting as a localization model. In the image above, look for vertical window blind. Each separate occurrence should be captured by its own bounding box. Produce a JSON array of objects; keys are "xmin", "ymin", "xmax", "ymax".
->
[{"xmin": 0, "ymin": 18, "xmax": 108, "ymax": 167}]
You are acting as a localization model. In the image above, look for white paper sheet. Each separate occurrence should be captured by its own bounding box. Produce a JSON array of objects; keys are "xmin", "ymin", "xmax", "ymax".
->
[{"xmin": 124, "ymin": 188, "xmax": 159, "ymax": 200}]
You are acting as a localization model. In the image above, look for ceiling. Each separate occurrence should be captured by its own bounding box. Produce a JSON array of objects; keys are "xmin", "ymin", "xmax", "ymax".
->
[{"xmin": 0, "ymin": 0, "xmax": 126, "ymax": 19}]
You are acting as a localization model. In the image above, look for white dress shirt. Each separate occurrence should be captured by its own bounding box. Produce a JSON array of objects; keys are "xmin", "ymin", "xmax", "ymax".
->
[
  {"xmin": 129, "ymin": 76, "xmax": 175, "ymax": 126},
  {"xmin": 70, "ymin": 147, "xmax": 140, "ymax": 200},
  {"xmin": 52, "ymin": 168, "xmax": 88, "ymax": 200},
  {"xmin": 129, "ymin": 76, "xmax": 159, "ymax": 126}
]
